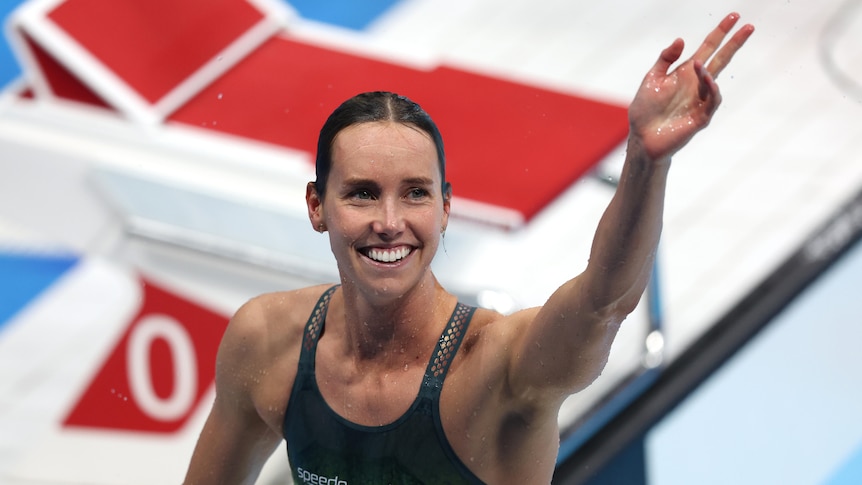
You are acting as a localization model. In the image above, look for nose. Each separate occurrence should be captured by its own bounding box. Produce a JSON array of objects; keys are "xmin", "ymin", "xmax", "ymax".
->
[{"xmin": 371, "ymin": 197, "xmax": 405, "ymax": 239}]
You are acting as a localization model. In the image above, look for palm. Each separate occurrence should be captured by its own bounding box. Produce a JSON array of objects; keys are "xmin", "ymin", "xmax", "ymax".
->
[{"xmin": 628, "ymin": 13, "xmax": 754, "ymax": 161}]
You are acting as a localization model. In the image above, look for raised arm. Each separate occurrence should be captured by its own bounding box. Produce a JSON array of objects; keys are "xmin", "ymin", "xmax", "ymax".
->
[{"xmin": 509, "ymin": 13, "xmax": 754, "ymax": 399}]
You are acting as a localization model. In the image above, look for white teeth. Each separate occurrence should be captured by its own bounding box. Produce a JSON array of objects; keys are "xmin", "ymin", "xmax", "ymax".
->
[{"xmin": 368, "ymin": 247, "xmax": 410, "ymax": 263}]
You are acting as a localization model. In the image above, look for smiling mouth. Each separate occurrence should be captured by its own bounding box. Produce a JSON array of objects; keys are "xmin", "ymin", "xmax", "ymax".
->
[{"xmin": 362, "ymin": 246, "xmax": 412, "ymax": 263}]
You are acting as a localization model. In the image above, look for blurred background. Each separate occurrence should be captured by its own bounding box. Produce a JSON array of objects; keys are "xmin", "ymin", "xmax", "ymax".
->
[{"xmin": 0, "ymin": 0, "xmax": 861, "ymax": 483}]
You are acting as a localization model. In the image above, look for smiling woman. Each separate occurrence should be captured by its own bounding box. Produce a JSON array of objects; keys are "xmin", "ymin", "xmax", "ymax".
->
[
  {"xmin": 183, "ymin": 14, "xmax": 754, "ymax": 484},
  {"xmin": 308, "ymin": 111, "xmax": 450, "ymax": 305}
]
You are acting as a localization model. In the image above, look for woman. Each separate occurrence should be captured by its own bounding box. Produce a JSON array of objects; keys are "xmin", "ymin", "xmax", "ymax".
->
[{"xmin": 184, "ymin": 13, "xmax": 753, "ymax": 484}]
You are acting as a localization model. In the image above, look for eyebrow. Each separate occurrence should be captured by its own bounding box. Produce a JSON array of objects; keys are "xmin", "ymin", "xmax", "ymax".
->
[
  {"xmin": 341, "ymin": 177, "xmax": 378, "ymax": 188},
  {"xmin": 340, "ymin": 176, "xmax": 435, "ymax": 187},
  {"xmin": 402, "ymin": 177, "xmax": 435, "ymax": 187}
]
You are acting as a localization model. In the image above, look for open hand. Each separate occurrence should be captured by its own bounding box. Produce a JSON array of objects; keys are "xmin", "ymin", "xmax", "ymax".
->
[{"xmin": 628, "ymin": 13, "xmax": 755, "ymax": 162}]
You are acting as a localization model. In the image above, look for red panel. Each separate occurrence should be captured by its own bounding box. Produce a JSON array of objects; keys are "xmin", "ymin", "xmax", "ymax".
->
[
  {"xmin": 23, "ymin": 32, "xmax": 111, "ymax": 108},
  {"xmin": 169, "ymin": 37, "xmax": 629, "ymax": 221},
  {"xmin": 63, "ymin": 279, "xmax": 229, "ymax": 433},
  {"xmin": 47, "ymin": 0, "xmax": 266, "ymax": 104}
]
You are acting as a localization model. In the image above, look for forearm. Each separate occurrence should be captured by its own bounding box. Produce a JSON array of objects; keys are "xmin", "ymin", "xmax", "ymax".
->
[
  {"xmin": 583, "ymin": 137, "xmax": 670, "ymax": 315},
  {"xmin": 507, "ymin": 14, "xmax": 752, "ymax": 399}
]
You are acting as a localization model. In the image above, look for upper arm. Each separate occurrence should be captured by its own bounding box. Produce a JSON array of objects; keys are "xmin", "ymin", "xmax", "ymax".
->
[
  {"xmin": 503, "ymin": 274, "xmax": 629, "ymax": 405},
  {"xmin": 183, "ymin": 299, "xmax": 284, "ymax": 485}
]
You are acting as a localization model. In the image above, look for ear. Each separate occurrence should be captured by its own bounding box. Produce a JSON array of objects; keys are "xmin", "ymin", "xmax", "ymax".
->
[
  {"xmin": 441, "ymin": 182, "xmax": 452, "ymax": 233},
  {"xmin": 306, "ymin": 182, "xmax": 326, "ymax": 232}
]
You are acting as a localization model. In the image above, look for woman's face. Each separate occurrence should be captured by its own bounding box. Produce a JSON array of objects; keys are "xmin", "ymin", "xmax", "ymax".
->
[{"xmin": 308, "ymin": 121, "xmax": 449, "ymax": 301}]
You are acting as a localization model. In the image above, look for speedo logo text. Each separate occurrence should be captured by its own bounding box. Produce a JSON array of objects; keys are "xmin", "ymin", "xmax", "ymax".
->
[{"xmin": 296, "ymin": 467, "xmax": 348, "ymax": 485}]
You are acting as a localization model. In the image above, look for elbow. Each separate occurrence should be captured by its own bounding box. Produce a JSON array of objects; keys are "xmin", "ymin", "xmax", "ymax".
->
[
  {"xmin": 613, "ymin": 293, "xmax": 642, "ymax": 320},
  {"xmin": 590, "ymin": 292, "xmax": 641, "ymax": 326},
  {"xmin": 563, "ymin": 313, "xmax": 626, "ymax": 394}
]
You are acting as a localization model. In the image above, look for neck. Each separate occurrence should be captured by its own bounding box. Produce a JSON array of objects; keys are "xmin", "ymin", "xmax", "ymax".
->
[{"xmin": 336, "ymin": 275, "xmax": 453, "ymax": 366}]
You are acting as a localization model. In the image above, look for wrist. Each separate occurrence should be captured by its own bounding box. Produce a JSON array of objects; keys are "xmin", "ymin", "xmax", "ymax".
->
[{"xmin": 626, "ymin": 136, "xmax": 673, "ymax": 170}]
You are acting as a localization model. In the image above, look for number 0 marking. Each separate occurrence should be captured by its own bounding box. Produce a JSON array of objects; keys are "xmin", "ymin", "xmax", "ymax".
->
[{"xmin": 127, "ymin": 314, "xmax": 198, "ymax": 421}]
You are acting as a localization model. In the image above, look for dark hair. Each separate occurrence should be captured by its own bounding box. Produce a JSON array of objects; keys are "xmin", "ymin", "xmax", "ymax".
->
[{"xmin": 314, "ymin": 91, "xmax": 450, "ymax": 198}]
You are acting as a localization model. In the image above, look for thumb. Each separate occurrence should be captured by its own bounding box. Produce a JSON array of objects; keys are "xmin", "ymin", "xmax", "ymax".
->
[{"xmin": 652, "ymin": 38, "xmax": 685, "ymax": 75}]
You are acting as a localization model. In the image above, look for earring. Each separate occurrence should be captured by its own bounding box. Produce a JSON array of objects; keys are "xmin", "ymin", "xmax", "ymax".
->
[{"xmin": 318, "ymin": 223, "xmax": 327, "ymax": 233}]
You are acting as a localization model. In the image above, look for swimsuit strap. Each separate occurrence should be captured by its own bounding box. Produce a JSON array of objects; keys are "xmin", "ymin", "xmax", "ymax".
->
[
  {"xmin": 298, "ymin": 285, "xmax": 339, "ymax": 367},
  {"xmin": 422, "ymin": 302, "xmax": 477, "ymax": 395}
]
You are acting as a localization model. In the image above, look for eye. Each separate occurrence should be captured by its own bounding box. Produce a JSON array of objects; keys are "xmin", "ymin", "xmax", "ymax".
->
[
  {"xmin": 407, "ymin": 187, "xmax": 429, "ymax": 200},
  {"xmin": 350, "ymin": 189, "xmax": 375, "ymax": 200}
]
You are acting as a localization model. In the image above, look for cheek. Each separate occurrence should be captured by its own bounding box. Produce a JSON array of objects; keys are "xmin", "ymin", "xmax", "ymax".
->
[
  {"xmin": 330, "ymin": 219, "xmax": 361, "ymax": 246},
  {"xmin": 321, "ymin": 209, "xmax": 352, "ymax": 242},
  {"xmin": 417, "ymin": 209, "xmax": 445, "ymax": 240}
]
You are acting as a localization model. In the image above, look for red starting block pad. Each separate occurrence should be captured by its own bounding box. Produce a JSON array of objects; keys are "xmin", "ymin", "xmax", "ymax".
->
[
  {"xmin": 169, "ymin": 35, "xmax": 629, "ymax": 225},
  {"xmin": 7, "ymin": 0, "xmax": 293, "ymax": 123},
  {"xmin": 6, "ymin": 0, "xmax": 628, "ymax": 225}
]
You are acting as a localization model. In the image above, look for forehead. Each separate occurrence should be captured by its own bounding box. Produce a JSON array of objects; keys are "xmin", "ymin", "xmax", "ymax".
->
[{"xmin": 330, "ymin": 122, "xmax": 439, "ymax": 178}]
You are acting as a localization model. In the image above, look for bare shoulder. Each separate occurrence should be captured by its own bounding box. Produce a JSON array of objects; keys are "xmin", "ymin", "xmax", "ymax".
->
[
  {"xmin": 453, "ymin": 305, "xmax": 540, "ymax": 383},
  {"xmin": 455, "ymin": 305, "xmax": 567, "ymax": 411},
  {"xmin": 223, "ymin": 284, "xmax": 334, "ymax": 353},
  {"xmin": 214, "ymin": 284, "xmax": 338, "ymax": 430},
  {"xmin": 460, "ymin": 306, "xmax": 540, "ymax": 353}
]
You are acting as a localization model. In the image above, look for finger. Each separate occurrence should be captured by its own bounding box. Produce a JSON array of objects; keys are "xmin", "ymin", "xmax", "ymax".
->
[
  {"xmin": 706, "ymin": 23, "xmax": 755, "ymax": 79},
  {"xmin": 653, "ymin": 38, "xmax": 685, "ymax": 76},
  {"xmin": 692, "ymin": 12, "xmax": 741, "ymax": 65},
  {"xmin": 699, "ymin": 63, "xmax": 722, "ymax": 118},
  {"xmin": 695, "ymin": 61, "xmax": 718, "ymax": 103}
]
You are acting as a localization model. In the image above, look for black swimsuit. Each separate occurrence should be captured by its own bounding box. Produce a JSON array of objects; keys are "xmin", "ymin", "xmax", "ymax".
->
[{"xmin": 283, "ymin": 285, "xmax": 485, "ymax": 484}]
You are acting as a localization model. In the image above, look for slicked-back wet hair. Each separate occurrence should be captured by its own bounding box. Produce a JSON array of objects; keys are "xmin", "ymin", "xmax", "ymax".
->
[{"xmin": 313, "ymin": 91, "xmax": 450, "ymax": 198}]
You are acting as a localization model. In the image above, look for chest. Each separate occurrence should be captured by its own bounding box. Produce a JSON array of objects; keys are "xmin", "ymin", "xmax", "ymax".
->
[{"xmin": 315, "ymin": 357, "xmax": 429, "ymax": 427}]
